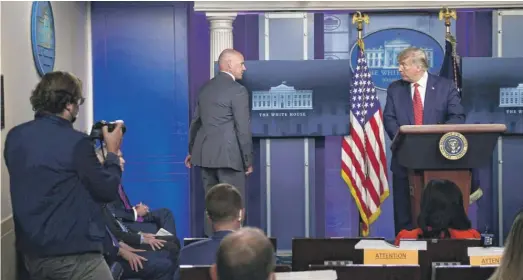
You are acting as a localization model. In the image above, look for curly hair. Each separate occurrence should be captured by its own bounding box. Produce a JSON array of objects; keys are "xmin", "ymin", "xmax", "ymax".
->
[{"xmin": 30, "ymin": 71, "xmax": 84, "ymax": 114}]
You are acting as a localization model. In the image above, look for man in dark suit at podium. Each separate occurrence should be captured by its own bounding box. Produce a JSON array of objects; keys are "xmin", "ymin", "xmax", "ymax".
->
[
  {"xmin": 383, "ymin": 47, "xmax": 466, "ymax": 235},
  {"xmin": 185, "ymin": 49, "xmax": 253, "ymax": 236}
]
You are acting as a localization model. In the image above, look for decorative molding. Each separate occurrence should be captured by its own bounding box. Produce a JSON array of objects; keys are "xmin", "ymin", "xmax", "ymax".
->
[
  {"xmin": 194, "ymin": 1, "xmax": 523, "ymax": 12},
  {"xmin": 206, "ymin": 12, "xmax": 237, "ymax": 78},
  {"xmin": 265, "ymin": 12, "xmax": 307, "ymax": 19}
]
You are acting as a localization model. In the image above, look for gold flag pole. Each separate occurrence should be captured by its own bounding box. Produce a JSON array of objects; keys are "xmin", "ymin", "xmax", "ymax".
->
[
  {"xmin": 351, "ymin": 11, "xmax": 371, "ymax": 237},
  {"xmin": 352, "ymin": 12, "xmax": 369, "ymax": 50},
  {"xmin": 351, "ymin": 11, "xmax": 370, "ymax": 178},
  {"xmin": 439, "ymin": 7, "xmax": 460, "ymax": 90},
  {"xmin": 439, "ymin": 7, "xmax": 457, "ymax": 41}
]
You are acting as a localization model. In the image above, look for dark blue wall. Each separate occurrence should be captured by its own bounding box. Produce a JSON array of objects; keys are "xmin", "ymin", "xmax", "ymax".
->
[{"xmin": 91, "ymin": 2, "xmax": 191, "ymax": 239}]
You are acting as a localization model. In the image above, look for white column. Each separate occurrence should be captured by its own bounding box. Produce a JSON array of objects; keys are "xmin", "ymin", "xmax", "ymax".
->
[{"xmin": 206, "ymin": 12, "xmax": 237, "ymax": 78}]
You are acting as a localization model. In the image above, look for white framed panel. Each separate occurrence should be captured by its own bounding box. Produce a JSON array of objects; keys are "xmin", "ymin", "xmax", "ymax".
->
[
  {"xmin": 492, "ymin": 9, "xmax": 523, "ymax": 245},
  {"xmin": 261, "ymin": 12, "xmax": 313, "ymax": 242},
  {"xmin": 493, "ymin": 9, "xmax": 523, "ymax": 58}
]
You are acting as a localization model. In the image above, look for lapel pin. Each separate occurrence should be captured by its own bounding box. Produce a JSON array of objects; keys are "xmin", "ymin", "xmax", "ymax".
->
[{"xmin": 432, "ymin": 87, "xmax": 435, "ymax": 90}]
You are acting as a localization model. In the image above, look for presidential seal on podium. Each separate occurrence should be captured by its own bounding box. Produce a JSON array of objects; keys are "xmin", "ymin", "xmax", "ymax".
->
[{"xmin": 439, "ymin": 131, "xmax": 468, "ymax": 160}]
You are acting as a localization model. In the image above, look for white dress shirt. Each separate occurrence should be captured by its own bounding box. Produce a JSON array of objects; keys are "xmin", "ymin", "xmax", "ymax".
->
[
  {"xmin": 221, "ymin": 71, "xmax": 235, "ymax": 81},
  {"xmin": 410, "ymin": 71, "xmax": 428, "ymax": 107}
]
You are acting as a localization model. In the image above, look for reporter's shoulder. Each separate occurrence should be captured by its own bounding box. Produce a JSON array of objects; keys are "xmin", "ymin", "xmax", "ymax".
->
[
  {"xmin": 69, "ymin": 128, "xmax": 91, "ymax": 143},
  {"xmin": 71, "ymin": 133, "xmax": 96, "ymax": 151},
  {"xmin": 181, "ymin": 238, "xmax": 212, "ymax": 253},
  {"xmin": 5, "ymin": 120, "xmax": 37, "ymax": 142}
]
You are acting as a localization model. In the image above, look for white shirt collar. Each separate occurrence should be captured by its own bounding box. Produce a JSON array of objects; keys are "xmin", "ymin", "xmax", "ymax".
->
[
  {"xmin": 221, "ymin": 71, "xmax": 235, "ymax": 81},
  {"xmin": 411, "ymin": 71, "xmax": 428, "ymax": 88}
]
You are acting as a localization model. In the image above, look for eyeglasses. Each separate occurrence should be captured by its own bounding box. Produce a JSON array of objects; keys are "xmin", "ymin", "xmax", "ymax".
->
[{"xmin": 77, "ymin": 97, "xmax": 85, "ymax": 106}]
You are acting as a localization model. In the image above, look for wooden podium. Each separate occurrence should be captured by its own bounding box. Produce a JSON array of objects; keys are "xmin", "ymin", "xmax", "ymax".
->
[{"xmin": 391, "ymin": 124, "xmax": 506, "ymax": 227}]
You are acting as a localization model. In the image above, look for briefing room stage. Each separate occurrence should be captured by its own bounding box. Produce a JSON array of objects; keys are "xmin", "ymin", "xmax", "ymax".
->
[{"xmin": 89, "ymin": 2, "xmax": 523, "ymax": 249}]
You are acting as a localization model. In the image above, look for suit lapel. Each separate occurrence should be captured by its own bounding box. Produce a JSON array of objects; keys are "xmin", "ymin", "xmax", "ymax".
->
[
  {"xmin": 423, "ymin": 74, "xmax": 437, "ymax": 124},
  {"xmin": 121, "ymin": 185, "xmax": 132, "ymax": 208},
  {"xmin": 402, "ymin": 82, "xmax": 414, "ymax": 124}
]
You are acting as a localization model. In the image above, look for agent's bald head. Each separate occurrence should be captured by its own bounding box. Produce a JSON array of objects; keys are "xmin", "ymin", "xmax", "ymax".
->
[
  {"xmin": 211, "ymin": 227, "xmax": 275, "ymax": 280},
  {"xmin": 218, "ymin": 49, "xmax": 246, "ymax": 80}
]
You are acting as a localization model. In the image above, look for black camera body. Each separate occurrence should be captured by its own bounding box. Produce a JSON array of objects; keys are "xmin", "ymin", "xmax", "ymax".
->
[{"xmin": 90, "ymin": 120, "xmax": 126, "ymax": 140}]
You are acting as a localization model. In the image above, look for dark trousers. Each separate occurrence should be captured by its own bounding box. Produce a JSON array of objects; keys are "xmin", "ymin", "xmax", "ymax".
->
[
  {"xmin": 24, "ymin": 253, "xmax": 113, "ymax": 280},
  {"xmin": 119, "ymin": 250, "xmax": 174, "ymax": 280},
  {"xmin": 201, "ymin": 167, "xmax": 246, "ymax": 236},
  {"xmin": 392, "ymin": 174, "xmax": 413, "ymax": 235},
  {"xmin": 125, "ymin": 208, "xmax": 180, "ymax": 247},
  {"xmin": 147, "ymin": 208, "xmax": 178, "ymax": 237},
  {"xmin": 136, "ymin": 239, "xmax": 179, "ymax": 270}
]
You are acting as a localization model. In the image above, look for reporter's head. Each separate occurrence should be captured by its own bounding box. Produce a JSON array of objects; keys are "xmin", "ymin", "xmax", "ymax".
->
[
  {"xmin": 205, "ymin": 183, "xmax": 244, "ymax": 231},
  {"xmin": 30, "ymin": 71, "xmax": 84, "ymax": 123}
]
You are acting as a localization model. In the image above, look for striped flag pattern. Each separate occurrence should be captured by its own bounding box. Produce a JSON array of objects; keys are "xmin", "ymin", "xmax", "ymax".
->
[{"xmin": 341, "ymin": 43, "xmax": 390, "ymax": 236}]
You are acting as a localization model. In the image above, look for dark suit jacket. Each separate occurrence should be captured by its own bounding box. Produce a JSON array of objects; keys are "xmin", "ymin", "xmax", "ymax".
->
[
  {"xmin": 174, "ymin": 231, "xmax": 233, "ymax": 280},
  {"xmin": 188, "ymin": 72, "xmax": 253, "ymax": 172},
  {"xmin": 102, "ymin": 205, "xmax": 142, "ymax": 245},
  {"xmin": 178, "ymin": 230, "xmax": 233, "ymax": 266},
  {"xmin": 383, "ymin": 73, "xmax": 466, "ymax": 175},
  {"xmin": 109, "ymin": 185, "xmax": 136, "ymax": 222}
]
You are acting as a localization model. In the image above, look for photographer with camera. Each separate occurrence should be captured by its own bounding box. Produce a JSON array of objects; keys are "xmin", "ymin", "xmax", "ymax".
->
[{"xmin": 4, "ymin": 71, "xmax": 124, "ymax": 280}]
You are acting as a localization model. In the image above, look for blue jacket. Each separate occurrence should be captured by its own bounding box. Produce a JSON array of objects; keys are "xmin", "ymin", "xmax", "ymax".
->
[
  {"xmin": 174, "ymin": 230, "xmax": 233, "ymax": 280},
  {"xmin": 4, "ymin": 112, "xmax": 121, "ymax": 257},
  {"xmin": 178, "ymin": 230, "xmax": 233, "ymax": 265}
]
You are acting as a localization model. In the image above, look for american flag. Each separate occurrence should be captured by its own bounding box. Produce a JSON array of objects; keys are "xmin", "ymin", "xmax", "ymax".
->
[{"xmin": 341, "ymin": 45, "xmax": 389, "ymax": 236}]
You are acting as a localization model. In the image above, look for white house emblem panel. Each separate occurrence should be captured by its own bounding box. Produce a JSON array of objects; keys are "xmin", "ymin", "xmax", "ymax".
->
[{"xmin": 252, "ymin": 82, "xmax": 313, "ymax": 110}]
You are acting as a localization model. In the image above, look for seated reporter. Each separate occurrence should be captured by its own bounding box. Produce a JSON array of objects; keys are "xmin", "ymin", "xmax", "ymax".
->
[
  {"xmin": 395, "ymin": 179, "xmax": 480, "ymax": 245},
  {"xmin": 103, "ymin": 225, "xmax": 174, "ymax": 280},
  {"xmin": 102, "ymin": 204, "xmax": 180, "ymax": 267},
  {"xmin": 96, "ymin": 146, "xmax": 180, "ymax": 247},
  {"xmin": 174, "ymin": 183, "xmax": 244, "ymax": 280}
]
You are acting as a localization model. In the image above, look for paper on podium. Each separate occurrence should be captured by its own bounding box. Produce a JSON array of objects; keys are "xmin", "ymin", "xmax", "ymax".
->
[
  {"xmin": 468, "ymin": 247, "xmax": 504, "ymax": 266},
  {"xmin": 355, "ymin": 239, "xmax": 425, "ymax": 250},
  {"xmin": 355, "ymin": 239, "xmax": 422, "ymax": 265},
  {"xmin": 397, "ymin": 240, "xmax": 427, "ymax": 251},
  {"xmin": 275, "ymin": 270, "xmax": 337, "ymax": 280},
  {"xmin": 155, "ymin": 228, "xmax": 173, "ymax": 236},
  {"xmin": 468, "ymin": 247, "xmax": 504, "ymax": 256},
  {"xmin": 354, "ymin": 239, "xmax": 397, "ymax": 249}
]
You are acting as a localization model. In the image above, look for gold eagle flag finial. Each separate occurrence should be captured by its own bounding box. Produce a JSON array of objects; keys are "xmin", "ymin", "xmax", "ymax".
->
[
  {"xmin": 439, "ymin": 7, "xmax": 458, "ymax": 47},
  {"xmin": 352, "ymin": 12, "xmax": 370, "ymax": 51},
  {"xmin": 439, "ymin": 7, "xmax": 457, "ymax": 34}
]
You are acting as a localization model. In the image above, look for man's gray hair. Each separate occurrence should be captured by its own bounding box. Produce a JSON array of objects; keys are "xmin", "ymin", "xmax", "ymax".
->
[
  {"xmin": 216, "ymin": 227, "xmax": 275, "ymax": 280},
  {"xmin": 397, "ymin": 47, "xmax": 429, "ymax": 71}
]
